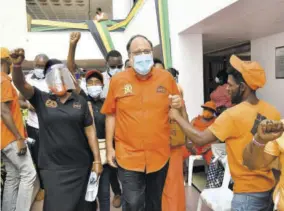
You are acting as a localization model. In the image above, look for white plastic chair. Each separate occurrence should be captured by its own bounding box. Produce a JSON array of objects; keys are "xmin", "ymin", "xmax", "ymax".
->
[
  {"xmin": 187, "ymin": 155, "xmax": 204, "ymax": 186},
  {"xmin": 196, "ymin": 156, "xmax": 233, "ymax": 211}
]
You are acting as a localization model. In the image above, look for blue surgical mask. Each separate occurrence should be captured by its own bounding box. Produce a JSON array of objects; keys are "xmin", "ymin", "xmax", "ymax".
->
[
  {"xmin": 109, "ymin": 68, "xmax": 122, "ymax": 76},
  {"xmin": 133, "ymin": 54, "xmax": 154, "ymax": 76},
  {"xmin": 87, "ymin": 85, "xmax": 103, "ymax": 98}
]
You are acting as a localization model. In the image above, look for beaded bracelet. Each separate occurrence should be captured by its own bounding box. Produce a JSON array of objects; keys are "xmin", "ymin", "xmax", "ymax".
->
[
  {"xmin": 252, "ymin": 137, "xmax": 266, "ymax": 147},
  {"xmin": 13, "ymin": 64, "xmax": 22, "ymax": 68}
]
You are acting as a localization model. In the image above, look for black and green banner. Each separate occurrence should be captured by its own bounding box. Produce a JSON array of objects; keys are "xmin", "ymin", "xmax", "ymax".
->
[
  {"xmin": 155, "ymin": 0, "xmax": 172, "ymax": 69},
  {"xmin": 87, "ymin": 20, "xmax": 115, "ymax": 59}
]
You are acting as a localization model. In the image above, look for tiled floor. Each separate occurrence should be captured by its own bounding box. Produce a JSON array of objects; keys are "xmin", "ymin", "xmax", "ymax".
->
[{"xmin": 31, "ymin": 186, "xmax": 212, "ymax": 211}]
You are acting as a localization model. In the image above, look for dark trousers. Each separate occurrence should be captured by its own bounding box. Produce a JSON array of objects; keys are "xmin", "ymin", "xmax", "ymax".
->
[
  {"xmin": 98, "ymin": 164, "xmax": 111, "ymax": 211},
  {"xmin": 118, "ymin": 162, "xmax": 169, "ymax": 211},
  {"xmin": 26, "ymin": 125, "xmax": 44, "ymax": 189},
  {"xmin": 110, "ymin": 167, "xmax": 121, "ymax": 196},
  {"xmin": 111, "ymin": 140, "xmax": 121, "ymax": 196}
]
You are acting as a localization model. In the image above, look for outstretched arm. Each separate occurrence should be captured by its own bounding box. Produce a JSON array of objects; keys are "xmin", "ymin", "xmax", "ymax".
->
[{"xmin": 11, "ymin": 49, "xmax": 34, "ymax": 100}]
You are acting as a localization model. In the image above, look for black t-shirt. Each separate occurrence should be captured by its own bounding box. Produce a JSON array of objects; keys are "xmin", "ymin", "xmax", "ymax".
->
[
  {"xmin": 29, "ymin": 88, "xmax": 93, "ymax": 170},
  {"xmin": 87, "ymin": 97, "xmax": 105, "ymax": 139}
]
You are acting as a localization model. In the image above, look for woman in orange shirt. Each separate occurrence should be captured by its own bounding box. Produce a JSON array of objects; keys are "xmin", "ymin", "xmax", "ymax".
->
[{"xmin": 162, "ymin": 68, "xmax": 187, "ymax": 211}]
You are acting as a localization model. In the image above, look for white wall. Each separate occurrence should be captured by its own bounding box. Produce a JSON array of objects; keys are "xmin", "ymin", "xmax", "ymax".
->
[
  {"xmin": 169, "ymin": 0, "xmax": 238, "ymax": 34},
  {"xmin": 124, "ymin": 0, "xmax": 159, "ymax": 48},
  {"xmin": 251, "ymin": 32, "xmax": 284, "ymax": 117}
]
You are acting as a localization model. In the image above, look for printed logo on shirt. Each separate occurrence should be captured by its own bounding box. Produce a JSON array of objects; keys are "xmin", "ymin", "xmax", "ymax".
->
[
  {"xmin": 45, "ymin": 99, "xmax": 58, "ymax": 108},
  {"xmin": 73, "ymin": 102, "xmax": 82, "ymax": 109},
  {"xmin": 156, "ymin": 85, "xmax": 166, "ymax": 94},
  {"xmin": 124, "ymin": 84, "xmax": 133, "ymax": 95},
  {"xmin": 251, "ymin": 113, "xmax": 267, "ymax": 135}
]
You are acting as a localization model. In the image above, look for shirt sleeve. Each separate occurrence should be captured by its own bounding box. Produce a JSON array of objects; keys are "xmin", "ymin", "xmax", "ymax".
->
[
  {"xmin": 264, "ymin": 141, "xmax": 280, "ymax": 157},
  {"xmin": 83, "ymin": 100, "xmax": 93, "ymax": 127},
  {"xmin": 28, "ymin": 87, "xmax": 42, "ymax": 109},
  {"xmin": 101, "ymin": 79, "xmax": 116, "ymax": 114},
  {"xmin": 208, "ymin": 110, "xmax": 238, "ymax": 142},
  {"xmin": 1, "ymin": 80, "xmax": 15, "ymax": 103}
]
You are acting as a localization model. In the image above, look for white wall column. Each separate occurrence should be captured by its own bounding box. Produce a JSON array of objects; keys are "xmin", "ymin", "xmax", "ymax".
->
[
  {"xmin": 170, "ymin": 33, "xmax": 204, "ymax": 120},
  {"xmin": 112, "ymin": 0, "xmax": 132, "ymax": 20}
]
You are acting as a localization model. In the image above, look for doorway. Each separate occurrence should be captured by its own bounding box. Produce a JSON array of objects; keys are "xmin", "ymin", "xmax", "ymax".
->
[{"xmin": 203, "ymin": 43, "xmax": 251, "ymax": 102}]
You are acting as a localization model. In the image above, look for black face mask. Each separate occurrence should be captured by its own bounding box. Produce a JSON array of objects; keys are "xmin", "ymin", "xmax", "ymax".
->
[{"xmin": 231, "ymin": 85, "xmax": 244, "ymax": 104}]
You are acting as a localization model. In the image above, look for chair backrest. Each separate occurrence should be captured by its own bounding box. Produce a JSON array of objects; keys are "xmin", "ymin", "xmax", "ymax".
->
[{"xmin": 221, "ymin": 156, "xmax": 231, "ymax": 189}]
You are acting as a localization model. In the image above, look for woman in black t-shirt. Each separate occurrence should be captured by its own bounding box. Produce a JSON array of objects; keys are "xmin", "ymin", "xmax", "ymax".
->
[
  {"xmin": 11, "ymin": 50, "xmax": 102, "ymax": 211},
  {"xmin": 84, "ymin": 70, "xmax": 112, "ymax": 211}
]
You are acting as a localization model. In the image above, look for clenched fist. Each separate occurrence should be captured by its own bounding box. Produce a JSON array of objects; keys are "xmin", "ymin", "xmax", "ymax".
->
[
  {"xmin": 256, "ymin": 120, "xmax": 284, "ymax": 144},
  {"xmin": 70, "ymin": 32, "xmax": 81, "ymax": 45},
  {"xmin": 10, "ymin": 48, "xmax": 25, "ymax": 65}
]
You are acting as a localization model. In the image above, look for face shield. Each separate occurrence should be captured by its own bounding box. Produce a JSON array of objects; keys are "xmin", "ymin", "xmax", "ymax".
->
[{"xmin": 45, "ymin": 64, "xmax": 75, "ymax": 96}]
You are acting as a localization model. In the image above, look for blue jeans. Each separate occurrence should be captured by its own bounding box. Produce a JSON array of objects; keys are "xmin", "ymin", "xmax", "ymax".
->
[
  {"xmin": 98, "ymin": 164, "xmax": 111, "ymax": 211},
  {"xmin": 231, "ymin": 190, "xmax": 274, "ymax": 211}
]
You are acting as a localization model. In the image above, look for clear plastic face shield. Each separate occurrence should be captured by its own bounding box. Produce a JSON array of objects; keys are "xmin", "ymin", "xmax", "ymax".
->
[{"xmin": 45, "ymin": 64, "xmax": 75, "ymax": 96}]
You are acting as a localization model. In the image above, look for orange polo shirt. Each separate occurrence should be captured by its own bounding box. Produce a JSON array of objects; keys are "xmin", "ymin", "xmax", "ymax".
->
[
  {"xmin": 209, "ymin": 101, "xmax": 281, "ymax": 193},
  {"xmin": 101, "ymin": 68, "xmax": 180, "ymax": 173},
  {"xmin": 1, "ymin": 72, "xmax": 25, "ymax": 149}
]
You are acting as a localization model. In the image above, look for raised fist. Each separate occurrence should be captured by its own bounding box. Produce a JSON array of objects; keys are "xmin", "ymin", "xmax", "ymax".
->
[
  {"xmin": 256, "ymin": 120, "xmax": 284, "ymax": 144},
  {"xmin": 70, "ymin": 32, "xmax": 81, "ymax": 45},
  {"xmin": 10, "ymin": 48, "xmax": 25, "ymax": 65}
]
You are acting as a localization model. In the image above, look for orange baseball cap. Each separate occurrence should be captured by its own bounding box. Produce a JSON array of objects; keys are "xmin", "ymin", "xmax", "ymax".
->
[
  {"xmin": 201, "ymin": 101, "xmax": 216, "ymax": 112},
  {"xmin": 229, "ymin": 55, "xmax": 266, "ymax": 90},
  {"xmin": 0, "ymin": 47, "xmax": 10, "ymax": 59}
]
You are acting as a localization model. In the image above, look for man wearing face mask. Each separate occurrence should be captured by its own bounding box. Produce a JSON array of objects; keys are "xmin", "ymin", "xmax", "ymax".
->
[
  {"xmin": 102, "ymin": 35, "xmax": 183, "ymax": 211},
  {"xmin": 169, "ymin": 55, "xmax": 281, "ymax": 211},
  {"xmin": 18, "ymin": 53, "xmax": 49, "ymax": 200},
  {"xmin": 182, "ymin": 101, "xmax": 217, "ymax": 165},
  {"xmin": 101, "ymin": 50, "xmax": 123, "ymax": 99}
]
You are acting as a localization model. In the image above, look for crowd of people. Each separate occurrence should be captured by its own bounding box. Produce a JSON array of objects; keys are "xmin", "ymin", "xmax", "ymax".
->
[{"xmin": 1, "ymin": 31, "xmax": 284, "ymax": 211}]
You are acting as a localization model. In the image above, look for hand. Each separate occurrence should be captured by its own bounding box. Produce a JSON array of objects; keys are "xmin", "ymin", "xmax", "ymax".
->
[
  {"xmin": 16, "ymin": 138, "xmax": 27, "ymax": 156},
  {"xmin": 92, "ymin": 161, "xmax": 103, "ymax": 176},
  {"xmin": 70, "ymin": 32, "xmax": 81, "ymax": 45},
  {"xmin": 169, "ymin": 108, "xmax": 181, "ymax": 120},
  {"xmin": 10, "ymin": 48, "xmax": 25, "ymax": 65},
  {"xmin": 28, "ymin": 104, "xmax": 35, "ymax": 112},
  {"xmin": 107, "ymin": 147, "xmax": 117, "ymax": 168},
  {"xmin": 256, "ymin": 120, "xmax": 284, "ymax": 144},
  {"xmin": 169, "ymin": 95, "xmax": 182, "ymax": 109},
  {"xmin": 186, "ymin": 141, "xmax": 196, "ymax": 155}
]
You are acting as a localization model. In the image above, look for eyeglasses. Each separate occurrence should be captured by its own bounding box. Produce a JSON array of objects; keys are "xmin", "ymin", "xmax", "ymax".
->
[
  {"xmin": 109, "ymin": 64, "xmax": 123, "ymax": 69},
  {"xmin": 131, "ymin": 49, "xmax": 152, "ymax": 56}
]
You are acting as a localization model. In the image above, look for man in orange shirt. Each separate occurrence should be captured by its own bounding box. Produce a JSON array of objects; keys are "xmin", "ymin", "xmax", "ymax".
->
[
  {"xmin": 101, "ymin": 35, "xmax": 182, "ymax": 211},
  {"xmin": 1, "ymin": 47, "xmax": 37, "ymax": 211},
  {"xmin": 169, "ymin": 55, "xmax": 281, "ymax": 211}
]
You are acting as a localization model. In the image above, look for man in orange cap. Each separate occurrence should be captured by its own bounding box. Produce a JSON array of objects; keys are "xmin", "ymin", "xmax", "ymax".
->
[
  {"xmin": 1, "ymin": 47, "xmax": 37, "ymax": 211},
  {"xmin": 169, "ymin": 55, "xmax": 281, "ymax": 210},
  {"xmin": 183, "ymin": 101, "xmax": 217, "ymax": 164}
]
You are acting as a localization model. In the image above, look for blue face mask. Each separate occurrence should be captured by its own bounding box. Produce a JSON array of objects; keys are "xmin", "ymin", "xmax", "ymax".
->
[
  {"xmin": 133, "ymin": 54, "xmax": 154, "ymax": 76},
  {"xmin": 108, "ymin": 68, "xmax": 122, "ymax": 76}
]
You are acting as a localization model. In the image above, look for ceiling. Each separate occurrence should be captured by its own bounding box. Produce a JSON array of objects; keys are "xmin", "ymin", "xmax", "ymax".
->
[
  {"xmin": 26, "ymin": 0, "xmax": 112, "ymax": 21},
  {"xmin": 182, "ymin": 0, "xmax": 284, "ymax": 53}
]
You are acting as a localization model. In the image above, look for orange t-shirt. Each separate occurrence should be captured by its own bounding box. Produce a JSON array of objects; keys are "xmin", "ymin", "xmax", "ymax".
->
[
  {"xmin": 1, "ymin": 72, "xmax": 25, "ymax": 149},
  {"xmin": 101, "ymin": 68, "xmax": 180, "ymax": 173},
  {"xmin": 264, "ymin": 123, "xmax": 284, "ymax": 210},
  {"xmin": 209, "ymin": 100, "xmax": 281, "ymax": 193}
]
